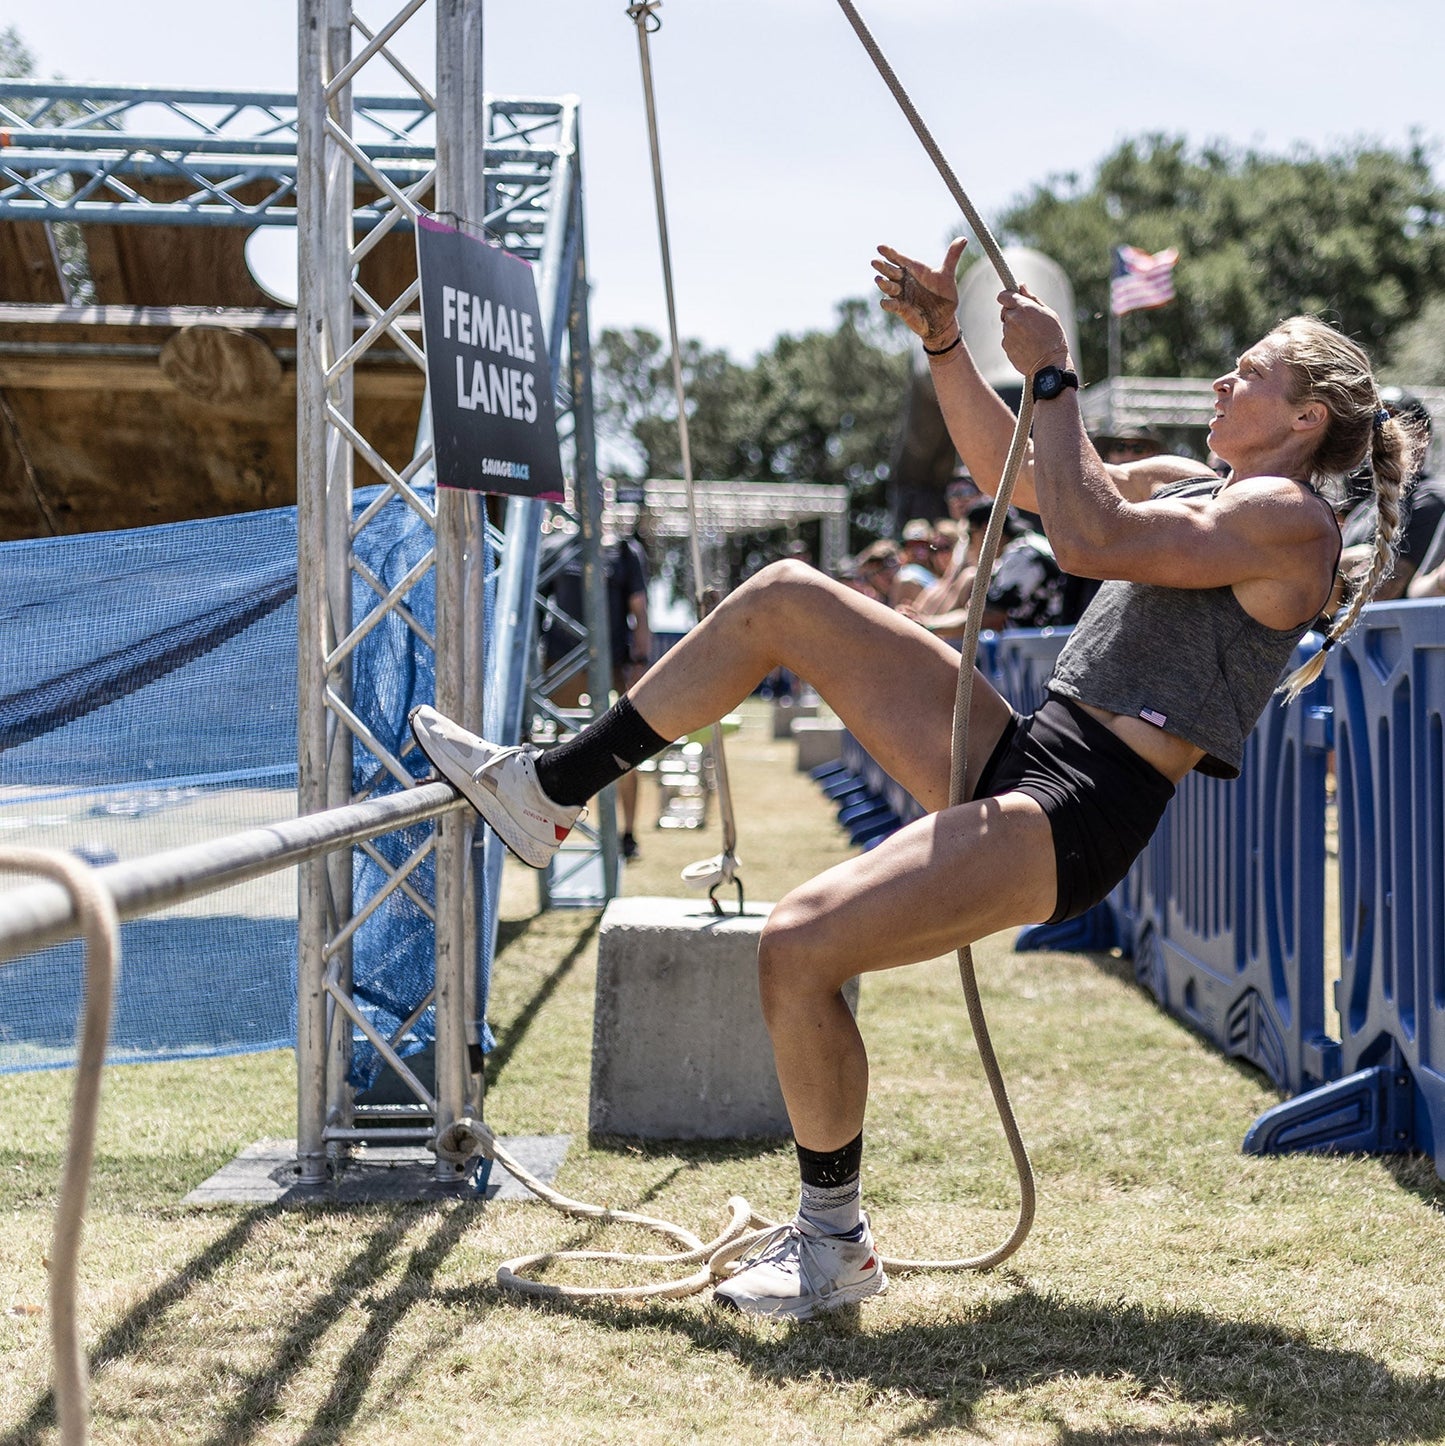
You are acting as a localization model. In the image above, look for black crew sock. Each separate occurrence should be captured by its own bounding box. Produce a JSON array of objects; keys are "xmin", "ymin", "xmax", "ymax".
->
[
  {"xmin": 795, "ymin": 1131, "xmax": 864, "ymax": 1237},
  {"xmin": 796, "ymin": 1131, "xmax": 863, "ymax": 1188},
  {"xmin": 534, "ymin": 694, "xmax": 670, "ymax": 807}
]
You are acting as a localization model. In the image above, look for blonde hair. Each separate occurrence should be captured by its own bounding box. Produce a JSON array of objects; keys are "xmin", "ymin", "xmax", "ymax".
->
[{"xmin": 1274, "ymin": 317, "xmax": 1429, "ymax": 701}]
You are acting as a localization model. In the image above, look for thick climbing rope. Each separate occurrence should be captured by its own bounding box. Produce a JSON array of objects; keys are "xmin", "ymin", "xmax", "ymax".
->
[
  {"xmin": 832, "ymin": 0, "xmax": 1036, "ymax": 1272},
  {"xmin": 0, "ymin": 849, "xmax": 121, "ymax": 1445},
  {"xmin": 627, "ymin": 0, "xmax": 741, "ymax": 906},
  {"xmin": 492, "ymin": 0, "xmax": 1035, "ymax": 1299}
]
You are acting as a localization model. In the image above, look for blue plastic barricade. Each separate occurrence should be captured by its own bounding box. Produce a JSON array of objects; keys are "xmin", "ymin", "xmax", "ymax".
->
[
  {"xmin": 990, "ymin": 628, "xmax": 1068, "ymax": 714},
  {"xmin": 1125, "ymin": 638, "xmax": 1334, "ymax": 1094},
  {"xmin": 1247, "ymin": 603, "xmax": 1445, "ymax": 1177}
]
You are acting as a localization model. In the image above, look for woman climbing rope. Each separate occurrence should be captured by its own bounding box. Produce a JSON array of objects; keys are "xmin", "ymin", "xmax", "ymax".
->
[{"xmin": 411, "ymin": 237, "xmax": 1423, "ymax": 1321}]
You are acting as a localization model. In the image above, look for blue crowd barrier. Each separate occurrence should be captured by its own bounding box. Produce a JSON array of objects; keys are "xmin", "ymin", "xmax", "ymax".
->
[
  {"xmin": 1129, "ymin": 638, "xmax": 1334, "ymax": 1094},
  {"xmin": 990, "ymin": 627, "xmax": 1069, "ymax": 714},
  {"xmin": 815, "ymin": 604, "xmax": 1445, "ymax": 1183},
  {"xmin": 1247, "ymin": 603, "xmax": 1445, "ymax": 1176}
]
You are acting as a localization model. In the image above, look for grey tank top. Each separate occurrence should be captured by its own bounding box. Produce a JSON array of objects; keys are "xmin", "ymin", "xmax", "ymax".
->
[{"xmin": 1047, "ymin": 477, "xmax": 1317, "ymax": 779}]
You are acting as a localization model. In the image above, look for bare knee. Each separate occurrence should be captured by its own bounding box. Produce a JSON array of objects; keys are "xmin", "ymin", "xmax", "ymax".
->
[
  {"xmin": 727, "ymin": 557, "xmax": 825, "ymax": 634},
  {"xmin": 757, "ymin": 893, "xmax": 843, "ymax": 1017}
]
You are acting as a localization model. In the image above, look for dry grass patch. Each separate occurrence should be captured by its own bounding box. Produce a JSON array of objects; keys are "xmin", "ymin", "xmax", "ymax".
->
[{"xmin": 0, "ymin": 701, "xmax": 1442, "ymax": 1443}]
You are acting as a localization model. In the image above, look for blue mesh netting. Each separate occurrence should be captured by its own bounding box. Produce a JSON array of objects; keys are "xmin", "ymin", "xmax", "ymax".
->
[{"xmin": 0, "ymin": 487, "xmax": 471, "ymax": 1082}]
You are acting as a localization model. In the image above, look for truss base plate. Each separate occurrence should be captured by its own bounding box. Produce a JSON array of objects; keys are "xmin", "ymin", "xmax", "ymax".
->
[{"xmin": 182, "ymin": 1134, "xmax": 570, "ymax": 1206}]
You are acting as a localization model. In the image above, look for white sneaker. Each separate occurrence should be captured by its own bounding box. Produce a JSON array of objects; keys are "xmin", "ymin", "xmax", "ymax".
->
[
  {"xmin": 408, "ymin": 704, "xmax": 581, "ymax": 869},
  {"xmin": 713, "ymin": 1216, "xmax": 886, "ymax": 1321}
]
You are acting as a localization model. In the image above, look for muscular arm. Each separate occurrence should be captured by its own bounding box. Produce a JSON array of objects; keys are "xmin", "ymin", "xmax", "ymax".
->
[
  {"xmin": 873, "ymin": 241, "xmax": 1197, "ymax": 511},
  {"xmin": 1026, "ymin": 389, "xmax": 1338, "ymax": 627}
]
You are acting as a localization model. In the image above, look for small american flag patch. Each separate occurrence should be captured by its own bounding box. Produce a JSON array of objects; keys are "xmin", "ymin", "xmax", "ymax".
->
[{"xmin": 1139, "ymin": 708, "xmax": 1168, "ymax": 728}]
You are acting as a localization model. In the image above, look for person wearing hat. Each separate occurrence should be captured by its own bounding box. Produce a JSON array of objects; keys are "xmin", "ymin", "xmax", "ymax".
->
[
  {"xmin": 894, "ymin": 520, "xmax": 940, "ymax": 604},
  {"xmin": 1090, "ymin": 423, "xmax": 1165, "ymax": 466}
]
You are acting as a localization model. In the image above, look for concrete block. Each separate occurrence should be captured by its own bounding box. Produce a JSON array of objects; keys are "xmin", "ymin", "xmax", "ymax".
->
[
  {"xmin": 771, "ymin": 696, "xmax": 818, "ymax": 739},
  {"xmin": 792, "ymin": 716, "xmax": 845, "ymax": 771},
  {"xmin": 590, "ymin": 896, "xmax": 857, "ymax": 1140}
]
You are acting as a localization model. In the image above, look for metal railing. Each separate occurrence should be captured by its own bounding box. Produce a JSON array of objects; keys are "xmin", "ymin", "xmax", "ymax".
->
[{"xmin": 0, "ymin": 786, "xmax": 463, "ymax": 967}]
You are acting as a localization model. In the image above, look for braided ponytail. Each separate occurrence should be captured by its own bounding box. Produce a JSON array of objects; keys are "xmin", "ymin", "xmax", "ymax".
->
[{"xmin": 1277, "ymin": 333, "xmax": 1429, "ymax": 702}]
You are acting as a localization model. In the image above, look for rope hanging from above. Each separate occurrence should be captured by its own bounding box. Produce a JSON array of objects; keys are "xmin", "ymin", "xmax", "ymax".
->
[
  {"xmin": 830, "ymin": 0, "xmax": 1037, "ymax": 1271},
  {"xmin": 626, "ymin": 0, "xmax": 742, "ymax": 913},
  {"xmin": 493, "ymin": 0, "xmax": 1037, "ymax": 1301}
]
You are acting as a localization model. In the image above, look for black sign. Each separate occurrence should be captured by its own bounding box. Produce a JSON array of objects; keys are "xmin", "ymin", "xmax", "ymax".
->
[{"xmin": 417, "ymin": 214, "xmax": 565, "ymax": 499}]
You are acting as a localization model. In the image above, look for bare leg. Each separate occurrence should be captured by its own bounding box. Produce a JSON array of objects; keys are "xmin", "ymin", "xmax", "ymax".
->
[
  {"xmin": 629, "ymin": 559, "xmax": 1013, "ymax": 809},
  {"xmin": 761, "ymin": 792, "xmax": 1056, "ymax": 1151}
]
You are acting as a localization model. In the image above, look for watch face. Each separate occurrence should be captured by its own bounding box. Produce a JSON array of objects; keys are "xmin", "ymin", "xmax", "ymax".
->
[{"xmin": 1033, "ymin": 366, "xmax": 1076, "ymax": 400}]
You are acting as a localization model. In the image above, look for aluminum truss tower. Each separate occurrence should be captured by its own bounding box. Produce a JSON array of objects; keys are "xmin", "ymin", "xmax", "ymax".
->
[
  {"xmin": 297, "ymin": 0, "xmax": 609, "ymax": 1186},
  {"xmin": 0, "ymin": 11, "xmax": 611, "ymax": 1184}
]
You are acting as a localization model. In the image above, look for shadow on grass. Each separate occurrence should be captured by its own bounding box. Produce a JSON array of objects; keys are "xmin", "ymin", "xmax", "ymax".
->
[
  {"xmin": 288, "ymin": 1205, "xmax": 477, "ymax": 1446},
  {"xmin": 484, "ymin": 913, "xmax": 599, "ymax": 1082},
  {"xmin": 550, "ymin": 1286, "xmax": 1445, "ymax": 1445},
  {"xmin": 0, "ymin": 1213, "xmax": 264, "ymax": 1446},
  {"xmin": 1, "ymin": 1204, "xmax": 482, "ymax": 1446}
]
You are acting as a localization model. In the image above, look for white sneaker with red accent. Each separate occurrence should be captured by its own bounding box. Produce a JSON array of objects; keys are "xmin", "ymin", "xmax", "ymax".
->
[
  {"xmin": 408, "ymin": 704, "xmax": 581, "ymax": 869},
  {"xmin": 713, "ymin": 1215, "xmax": 886, "ymax": 1321}
]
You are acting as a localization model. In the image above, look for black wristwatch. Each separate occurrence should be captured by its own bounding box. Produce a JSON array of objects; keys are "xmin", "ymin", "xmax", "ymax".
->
[{"xmin": 1031, "ymin": 365, "xmax": 1079, "ymax": 401}]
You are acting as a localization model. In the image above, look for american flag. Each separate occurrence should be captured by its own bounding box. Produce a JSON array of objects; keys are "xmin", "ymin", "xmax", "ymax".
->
[{"xmin": 1110, "ymin": 244, "xmax": 1179, "ymax": 316}]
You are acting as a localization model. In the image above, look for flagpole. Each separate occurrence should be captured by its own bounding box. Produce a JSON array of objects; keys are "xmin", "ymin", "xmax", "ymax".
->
[{"xmin": 1107, "ymin": 306, "xmax": 1120, "ymax": 383}]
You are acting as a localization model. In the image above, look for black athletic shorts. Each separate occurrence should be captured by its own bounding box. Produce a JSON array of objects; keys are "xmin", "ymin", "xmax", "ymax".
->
[{"xmin": 974, "ymin": 693, "xmax": 1175, "ymax": 926}]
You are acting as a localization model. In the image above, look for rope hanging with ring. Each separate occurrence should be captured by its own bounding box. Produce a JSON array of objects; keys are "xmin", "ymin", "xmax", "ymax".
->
[
  {"xmin": 626, "ymin": 0, "xmax": 743, "ymax": 915},
  {"xmin": 0, "ymin": 849, "xmax": 121, "ymax": 1446},
  {"xmin": 493, "ymin": 0, "xmax": 1034, "ymax": 1301}
]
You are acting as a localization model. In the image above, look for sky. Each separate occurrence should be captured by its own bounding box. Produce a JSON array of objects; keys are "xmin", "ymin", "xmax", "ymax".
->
[{"xmin": 6, "ymin": 0, "xmax": 1442, "ymax": 361}]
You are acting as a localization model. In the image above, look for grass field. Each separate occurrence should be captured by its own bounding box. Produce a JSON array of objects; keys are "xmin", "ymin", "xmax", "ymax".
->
[{"xmin": 1, "ymin": 700, "xmax": 1443, "ymax": 1444}]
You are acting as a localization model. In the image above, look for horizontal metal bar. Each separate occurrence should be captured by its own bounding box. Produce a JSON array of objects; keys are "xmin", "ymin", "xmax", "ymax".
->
[
  {"xmin": 0, "ymin": 782, "xmax": 464, "ymax": 964},
  {"xmin": 0, "ymin": 304, "xmax": 421, "ymax": 332},
  {"xmin": 323, "ymin": 1127, "xmax": 435, "ymax": 1144},
  {"xmin": 5, "ymin": 129, "xmax": 438, "ymax": 162},
  {"xmin": 0, "ymin": 201, "xmax": 401, "ymax": 229},
  {"xmin": 0, "ymin": 81, "xmax": 434, "ymax": 111}
]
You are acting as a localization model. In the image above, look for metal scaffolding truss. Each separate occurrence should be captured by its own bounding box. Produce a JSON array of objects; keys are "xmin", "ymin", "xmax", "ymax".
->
[
  {"xmin": 296, "ymin": 0, "xmax": 609, "ymax": 1187},
  {"xmin": 0, "ymin": 76, "xmax": 573, "ymax": 260},
  {"xmin": 0, "ymin": 11, "xmax": 609, "ymax": 1189}
]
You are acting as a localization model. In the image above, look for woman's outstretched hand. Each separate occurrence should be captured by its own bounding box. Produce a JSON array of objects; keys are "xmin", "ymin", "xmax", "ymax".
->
[
  {"xmin": 998, "ymin": 286, "xmax": 1071, "ymax": 377},
  {"xmin": 873, "ymin": 238, "xmax": 967, "ymax": 348}
]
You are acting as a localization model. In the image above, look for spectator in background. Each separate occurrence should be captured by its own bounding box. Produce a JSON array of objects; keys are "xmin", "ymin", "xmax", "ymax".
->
[
  {"xmin": 1091, "ymin": 423, "xmax": 1165, "ymax": 467},
  {"xmin": 896, "ymin": 520, "xmax": 940, "ymax": 603},
  {"xmin": 1340, "ymin": 390, "xmax": 1441, "ymax": 600},
  {"xmin": 854, "ymin": 539, "xmax": 903, "ymax": 604},
  {"xmin": 942, "ymin": 471, "xmax": 983, "ymax": 565},
  {"xmin": 904, "ymin": 497, "xmax": 991, "ymax": 624},
  {"xmin": 1407, "ymin": 512, "xmax": 1445, "ymax": 598},
  {"xmin": 540, "ymin": 526, "xmax": 652, "ymax": 861},
  {"xmin": 929, "ymin": 520, "xmax": 961, "ymax": 577}
]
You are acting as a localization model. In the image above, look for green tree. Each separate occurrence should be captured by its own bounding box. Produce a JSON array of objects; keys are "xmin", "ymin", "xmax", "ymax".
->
[
  {"xmin": 0, "ymin": 25, "xmax": 35, "ymax": 77},
  {"xmin": 1386, "ymin": 294, "xmax": 1445, "ymax": 385},
  {"xmin": 995, "ymin": 135, "xmax": 1445, "ymax": 381},
  {"xmin": 592, "ymin": 300, "xmax": 909, "ymax": 497}
]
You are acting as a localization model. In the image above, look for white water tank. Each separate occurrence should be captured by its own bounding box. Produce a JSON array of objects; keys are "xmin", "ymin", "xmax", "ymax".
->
[{"xmin": 957, "ymin": 247, "xmax": 1081, "ymax": 391}]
